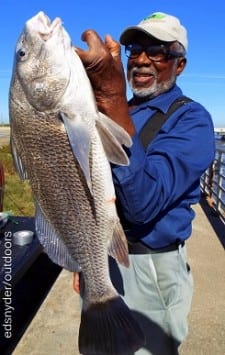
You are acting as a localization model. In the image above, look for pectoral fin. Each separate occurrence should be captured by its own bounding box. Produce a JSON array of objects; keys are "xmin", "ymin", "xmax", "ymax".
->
[
  {"xmin": 96, "ymin": 112, "xmax": 132, "ymax": 166},
  {"xmin": 60, "ymin": 111, "xmax": 92, "ymax": 193}
]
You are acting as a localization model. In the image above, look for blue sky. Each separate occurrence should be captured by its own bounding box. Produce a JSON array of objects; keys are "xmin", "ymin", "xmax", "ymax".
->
[{"xmin": 1, "ymin": 0, "xmax": 225, "ymax": 127}]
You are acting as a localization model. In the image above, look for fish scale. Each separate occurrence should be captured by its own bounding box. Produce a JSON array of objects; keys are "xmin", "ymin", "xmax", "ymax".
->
[{"xmin": 14, "ymin": 109, "xmax": 117, "ymax": 297}]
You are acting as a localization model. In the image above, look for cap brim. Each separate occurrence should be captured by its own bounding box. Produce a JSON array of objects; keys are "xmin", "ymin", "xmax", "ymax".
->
[
  {"xmin": 120, "ymin": 26, "xmax": 155, "ymax": 45},
  {"xmin": 120, "ymin": 26, "xmax": 177, "ymax": 46}
]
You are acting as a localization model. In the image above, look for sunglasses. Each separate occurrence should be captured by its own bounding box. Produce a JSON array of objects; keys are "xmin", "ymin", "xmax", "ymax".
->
[{"xmin": 125, "ymin": 44, "xmax": 184, "ymax": 62}]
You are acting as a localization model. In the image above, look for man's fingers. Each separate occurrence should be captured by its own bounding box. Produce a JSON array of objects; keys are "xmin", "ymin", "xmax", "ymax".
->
[
  {"xmin": 74, "ymin": 30, "xmax": 121, "ymax": 69},
  {"xmin": 74, "ymin": 30, "xmax": 106, "ymax": 67},
  {"xmin": 81, "ymin": 29, "xmax": 105, "ymax": 50},
  {"xmin": 105, "ymin": 34, "xmax": 121, "ymax": 58}
]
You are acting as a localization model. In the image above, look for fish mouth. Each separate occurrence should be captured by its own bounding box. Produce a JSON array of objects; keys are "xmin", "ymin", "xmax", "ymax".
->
[{"xmin": 28, "ymin": 11, "xmax": 62, "ymax": 41}]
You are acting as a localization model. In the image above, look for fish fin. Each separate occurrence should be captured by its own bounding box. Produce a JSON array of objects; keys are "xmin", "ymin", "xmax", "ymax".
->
[
  {"xmin": 10, "ymin": 136, "xmax": 28, "ymax": 180},
  {"xmin": 79, "ymin": 296, "xmax": 145, "ymax": 354},
  {"xmin": 60, "ymin": 111, "xmax": 92, "ymax": 193},
  {"xmin": 108, "ymin": 221, "xmax": 130, "ymax": 267},
  {"xmin": 96, "ymin": 112, "xmax": 132, "ymax": 166},
  {"xmin": 35, "ymin": 202, "xmax": 80, "ymax": 272},
  {"xmin": 97, "ymin": 112, "xmax": 133, "ymax": 148}
]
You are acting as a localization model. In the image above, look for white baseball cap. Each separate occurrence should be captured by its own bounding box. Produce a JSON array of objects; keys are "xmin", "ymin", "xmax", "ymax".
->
[{"xmin": 120, "ymin": 12, "xmax": 188, "ymax": 51}]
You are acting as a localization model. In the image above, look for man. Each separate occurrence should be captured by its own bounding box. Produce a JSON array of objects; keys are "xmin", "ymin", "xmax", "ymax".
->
[{"xmin": 74, "ymin": 12, "xmax": 215, "ymax": 354}]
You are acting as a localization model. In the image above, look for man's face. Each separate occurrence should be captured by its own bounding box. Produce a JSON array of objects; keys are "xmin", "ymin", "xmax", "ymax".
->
[{"xmin": 126, "ymin": 34, "xmax": 185, "ymax": 100}]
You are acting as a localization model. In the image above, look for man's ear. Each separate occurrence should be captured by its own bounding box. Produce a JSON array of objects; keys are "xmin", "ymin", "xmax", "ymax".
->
[{"xmin": 176, "ymin": 57, "xmax": 187, "ymax": 76}]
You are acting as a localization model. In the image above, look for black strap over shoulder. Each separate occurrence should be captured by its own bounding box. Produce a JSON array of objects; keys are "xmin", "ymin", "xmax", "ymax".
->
[{"xmin": 139, "ymin": 96, "xmax": 193, "ymax": 151}]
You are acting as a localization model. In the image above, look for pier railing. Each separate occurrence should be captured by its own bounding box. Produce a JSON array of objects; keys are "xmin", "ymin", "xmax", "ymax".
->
[{"xmin": 200, "ymin": 147, "xmax": 225, "ymax": 224}]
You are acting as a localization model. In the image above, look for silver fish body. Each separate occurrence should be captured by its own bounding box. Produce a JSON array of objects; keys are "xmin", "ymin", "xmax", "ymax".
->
[{"xmin": 9, "ymin": 12, "xmax": 144, "ymax": 354}]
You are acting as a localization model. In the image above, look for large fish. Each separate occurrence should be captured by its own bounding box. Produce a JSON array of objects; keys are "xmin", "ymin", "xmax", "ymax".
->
[{"xmin": 9, "ymin": 11, "xmax": 144, "ymax": 354}]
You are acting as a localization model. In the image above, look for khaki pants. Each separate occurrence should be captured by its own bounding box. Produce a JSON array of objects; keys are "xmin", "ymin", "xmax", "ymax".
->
[{"xmin": 109, "ymin": 245, "xmax": 193, "ymax": 355}]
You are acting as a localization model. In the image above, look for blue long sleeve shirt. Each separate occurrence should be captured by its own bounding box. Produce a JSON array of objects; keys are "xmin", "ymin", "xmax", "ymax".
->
[{"xmin": 112, "ymin": 85, "xmax": 215, "ymax": 248}]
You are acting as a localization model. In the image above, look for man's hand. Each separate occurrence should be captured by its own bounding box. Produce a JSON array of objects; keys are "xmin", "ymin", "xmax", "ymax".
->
[
  {"xmin": 75, "ymin": 30, "xmax": 135, "ymax": 136},
  {"xmin": 75, "ymin": 30, "xmax": 126, "ymax": 101}
]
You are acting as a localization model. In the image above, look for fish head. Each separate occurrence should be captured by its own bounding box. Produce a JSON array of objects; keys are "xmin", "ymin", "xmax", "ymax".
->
[{"xmin": 12, "ymin": 11, "xmax": 72, "ymax": 111}]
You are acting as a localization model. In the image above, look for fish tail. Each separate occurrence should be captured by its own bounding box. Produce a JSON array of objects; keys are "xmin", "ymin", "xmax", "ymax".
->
[{"xmin": 79, "ymin": 296, "xmax": 145, "ymax": 355}]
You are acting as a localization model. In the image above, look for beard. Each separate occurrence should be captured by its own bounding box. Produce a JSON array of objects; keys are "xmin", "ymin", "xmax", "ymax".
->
[{"xmin": 128, "ymin": 66, "xmax": 177, "ymax": 99}]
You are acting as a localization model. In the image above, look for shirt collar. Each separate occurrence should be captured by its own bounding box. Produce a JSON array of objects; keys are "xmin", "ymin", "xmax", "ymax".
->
[{"xmin": 129, "ymin": 85, "xmax": 183, "ymax": 114}]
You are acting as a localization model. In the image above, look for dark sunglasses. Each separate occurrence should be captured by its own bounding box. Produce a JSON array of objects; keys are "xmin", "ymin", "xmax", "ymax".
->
[{"xmin": 125, "ymin": 44, "xmax": 185, "ymax": 62}]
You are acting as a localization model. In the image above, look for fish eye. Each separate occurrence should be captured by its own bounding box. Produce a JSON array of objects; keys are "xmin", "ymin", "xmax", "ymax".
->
[
  {"xmin": 16, "ymin": 34, "xmax": 28, "ymax": 61},
  {"xmin": 19, "ymin": 50, "xmax": 26, "ymax": 57},
  {"xmin": 16, "ymin": 46, "xmax": 28, "ymax": 62}
]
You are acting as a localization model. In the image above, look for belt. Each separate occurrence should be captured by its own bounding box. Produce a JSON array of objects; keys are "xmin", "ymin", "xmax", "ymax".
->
[{"xmin": 128, "ymin": 240, "xmax": 185, "ymax": 254}]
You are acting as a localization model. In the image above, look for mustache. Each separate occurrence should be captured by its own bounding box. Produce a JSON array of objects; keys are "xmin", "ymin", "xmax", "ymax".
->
[{"xmin": 129, "ymin": 66, "xmax": 157, "ymax": 78}]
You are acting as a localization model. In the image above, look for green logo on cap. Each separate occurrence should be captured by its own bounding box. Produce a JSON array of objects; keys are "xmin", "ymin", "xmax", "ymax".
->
[{"xmin": 143, "ymin": 13, "xmax": 166, "ymax": 21}]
